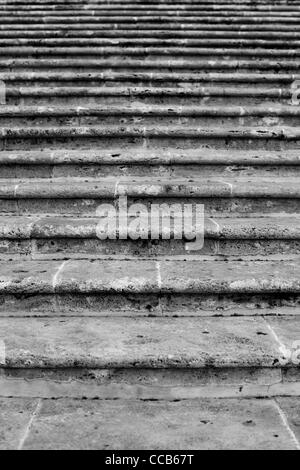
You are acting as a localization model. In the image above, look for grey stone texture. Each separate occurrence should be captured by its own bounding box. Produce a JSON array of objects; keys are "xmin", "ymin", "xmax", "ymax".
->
[{"xmin": 0, "ymin": 0, "xmax": 300, "ymax": 450}]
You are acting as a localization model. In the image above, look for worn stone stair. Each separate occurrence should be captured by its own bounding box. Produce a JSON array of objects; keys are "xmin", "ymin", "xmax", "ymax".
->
[{"xmin": 0, "ymin": 0, "xmax": 300, "ymax": 450}]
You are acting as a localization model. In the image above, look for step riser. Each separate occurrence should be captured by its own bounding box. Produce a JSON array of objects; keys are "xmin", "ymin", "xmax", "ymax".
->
[
  {"xmin": 4, "ymin": 18, "xmax": 300, "ymax": 24},
  {"xmin": 2, "ymin": 40, "xmax": 300, "ymax": 46},
  {"xmin": 2, "ymin": 66, "xmax": 299, "ymax": 74},
  {"xmin": 6, "ymin": 1, "xmax": 295, "ymax": 3},
  {"xmin": 5, "ymin": 10, "xmax": 300, "ymax": 15},
  {"xmin": 5, "ymin": 15, "xmax": 300, "ymax": 20},
  {"xmin": 0, "ymin": 72, "xmax": 295, "ymax": 84},
  {"xmin": 4, "ymin": 11, "xmax": 300, "ymax": 16},
  {"xmin": 0, "ymin": 116, "xmax": 299, "ymax": 127},
  {"xmin": 3, "ymin": 4, "xmax": 300, "ymax": 8},
  {"xmin": 1, "ymin": 198, "xmax": 298, "ymax": 216},
  {"xmin": 5, "ymin": 18, "xmax": 300, "ymax": 24},
  {"xmin": 5, "ymin": 48, "xmax": 300, "ymax": 56},
  {"xmin": 5, "ymin": 50, "xmax": 300, "ymax": 59},
  {"xmin": 3, "ymin": 3, "xmax": 300, "ymax": 8},
  {"xmin": 2, "ymin": 164, "xmax": 299, "ymax": 178},
  {"xmin": 1, "ymin": 238, "xmax": 299, "ymax": 260},
  {"xmin": 4, "ymin": 96, "xmax": 292, "ymax": 106},
  {"xmin": 3, "ymin": 24, "xmax": 300, "ymax": 31},
  {"xmin": 1, "ymin": 368, "xmax": 297, "ymax": 401},
  {"xmin": 1, "ymin": 136, "xmax": 300, "ymax": 152},
  {"xmin": 2, "ymin": 57, "xmax": 300, "ymax": 67},
  {"xmin": 2, "ymin": 32, "xmax": 300, "ymax": 38},
  {"xmin": 0, "ymin": 292, "xmax": 299, "ymax": 316},
  {"xmin": 7, "ymin": 5, "xmax": 300, "ymax": 9},
  {"xmin": 1, "ymin": 80, "xmax": 293, "ymax": 88}
]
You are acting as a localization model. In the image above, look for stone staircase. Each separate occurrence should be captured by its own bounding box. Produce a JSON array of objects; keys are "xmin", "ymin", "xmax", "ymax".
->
[{"xmin": 0, "ymin": 0, "xmax": 300, "ymax": 450}]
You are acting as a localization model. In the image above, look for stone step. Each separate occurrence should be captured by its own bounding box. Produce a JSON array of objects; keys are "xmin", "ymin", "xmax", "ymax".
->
[
  {"xmin": 0, "ymin": 104, "xmax": 300, "ymax": 127},
  {"xmin": 0, "ymin": 316, "xmax": 297, "ymax": 369},
  {"xmin": 1, "ymin": 146, "xmax": 299, "ymax": 172},
  {"xmin": 2, "ymin": 2, "xmax": 300, "ymax": 9},
  {"xmin": 1, "ymin": 58, "xmax": 300, "ymax": 73},
  {"xmin": 3, "ymin": 0, "xmax": 300, "ymax": 4},
  {"xmin": 2, "ymin": 31, "xmax": 300, "ymax": 39},
  {"xmin": 1, "ymin": 397, "xmax": 299, "ymax": 450},
  {"xmin": 1, "ymin": 148, "xmax": 299, "ymax": 165},
  {"xmin": 2, "ymin": 4, "xmax": 300, "ymax": 12},
  {"xmin": 0, "ymin": 258, "xmax": 298, "ymax": 318},
  {"xmin": 2, "ymin": 3, "xmax": 300, "ymax": 9},
  {"xmin": 3, "ymin": 5, "xmax": 300, "ymax": 11},
  {"xmin": 2, "ymin": 215, "xmax": 300, "ymax": 240},
  {"xmin": 0, "ymin": 316, "xmax": 299, "ymax": 407},
  {"xmin": 0, "ymin": 72, "xmax": 296, "ymax": 88},
  {"xmin": 3, "ymin": 86, "xmax": 293, "ymax": 106},
  {"xmin": 0, "ymin": 175, "xmax": 299, "ymax": 199},
  {"xmin": 1, "ymin": 105, "xmax": 300, "ymax": 127},
  {"xmin": 3, "ymin": 46, "xmax": 300, "ymax": 59},
  {"xmin": 4, "ymin": 3, "xmax": 300, "ymax": 7},
  {"xmin": 2, "ymin": 38, "xmax": 300, "ymax": 47},
  {"xmin": 1, "ymin": 125, "xmax": 300, "ymax": 152},
  {"xmin": 3, "ymin": 15, "xmax": 300, "ymax": 24},
  {"xmin": 0, "ymin": 258, "xmax": 299, "ymax": 295},
  {"xmin": 2, "ymin": 38, "xmax": 300, "ymax": 48},
  {"xmin": 0, "ymin": 215, "xmax": 299, "ymax": 260},
  {"xmin": 1, "ymin": 147, "xmax": 299, "ymax": 177},
  {"xmin": 0, "ymin": 176, "xmax": 299, "ymax": 215},
  {"xmin": 3, "ymin": 16, "xmax": 300, "ymax": 24},
  {"xmin": 3, "ymin": 24, "xmax": 300, "ymax": 32},
  {"xmin": 5, "ymin": 11, "xmax": 300, "ymax": 17}
]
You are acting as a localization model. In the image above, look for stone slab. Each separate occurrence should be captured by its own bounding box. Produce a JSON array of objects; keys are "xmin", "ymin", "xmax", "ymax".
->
[
  {"xmin": 159, "ymin": 259, "xmax": 300, "ymax": 294},
  {"xmin": 276, "ymin": 398, "xmax": 300, "ymax": 443},
  {"xmin": 0, "ymin": 398, "xmax": 38, "ymax": 450},
  {"xmin": 21, "ymin": 398, "xmax": 298, "ymax": 450},
  {"xmin": 0, "ymin": 259, "xmax": 299, "ymax": 295},
  {"xmin": 0, "ymin": 317, "xmax": 279, "ymax": 368}
]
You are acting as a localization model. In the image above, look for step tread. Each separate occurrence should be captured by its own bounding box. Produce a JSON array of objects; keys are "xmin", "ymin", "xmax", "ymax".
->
[
  {"xmin": 0, "ymin": 176, "xmax": 299, "ymax": 198},
  {"xmin": 2, "ymin": 32, "xmax": 300, "ymax": 38},
  {"xmin": 0, "ymin": 104, "xmax": 299, "ymax": 116},
  {"xmin": 3, "ymin": 46, "xmax": 300, "ymax": 57},
  {"xmin": 0, "ymin": 71, "xmax": 296, "ymax": 82},
  {"xmin": 3, "ymin": 397, "xmax": 298, "ymax": 450},
  {"xmin": 0, "ymin": 316, "xmax": 295, "ymax": 368},
  {"xmin": 1, "ymin": 125, "xmax": 300, "ymax": 139},
  {"xmin": 1, "ymin": 148, "xmax": 299, "ymax": 164},
  {"xmin": 2, "ymin": 25, "xmax": 300, "ymax": 31},
  {"xmin": 1, "ymin": 57, "xmax": 300, "ymax": 66},
  {"xmin": 2, "ymin": 39, "xmax": 300, "ymax": 46},
  {"xmin": 0, "ymin": 258, "xmax": 299, "ymax": 294},
  {"xmin": 3, "ymin": 86, "xmax": 293, "ymax": 97}
]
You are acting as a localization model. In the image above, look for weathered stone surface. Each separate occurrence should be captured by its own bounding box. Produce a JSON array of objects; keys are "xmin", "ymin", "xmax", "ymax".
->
[
  {"xmin": 0, "ymin": 317, "xmax": 280, "ymax": 368},
  {"xmin": 159, "ymin": 259, "xmax": 300, "ymax": 294},
  {"xmin": 0, "ymin": 260, "xmax": 60, "ymax": 294},
  {"xmin": 22, "ymin": 398, "xmax": 298, "ymax": 450},
  {"xmin": 57, "ymin": 259, "xmax": 158, "ymax": 293},
  {"xmin": 0, "ymin": 215, "xmax": 299, "ymax": 241},
  {"xmin": 276, "ymin": 398, "xmax": 300, "ymax": 443},
  {"xmin": 2, "ymin": 104, "xmax": 300, "ymax": 117},
  {"xmin": 266, "ymin": 317, "xmax": 300, "ymax": 366},
  {"xmin": 0, "ymin": 0, "xmax": 299, "ymax": 451},
  {"xmin": 0, "ymin": 367, "xmax": 283, "ymax": 400},
  {"xmin": 1, "ymin": 176, "xmax": 300, "ymax": 200},
  {"xmin": 0, "ymin": 259, "xmax": 299, "ymax": 295},
  {"xmin": 0, "ymin": 398, "xmax": 38, "ymax": 450},
  {"xmin": 1, "ymin": 125, "xmax": 300, "ymax": 142},
  {"xmin": 0, "ymin": 148, "xmax": 300, "ymax": 165}
]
